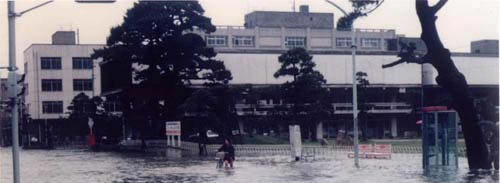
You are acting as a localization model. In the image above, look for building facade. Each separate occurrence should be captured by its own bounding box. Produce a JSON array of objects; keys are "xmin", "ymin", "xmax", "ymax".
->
[
  {"xmin": 35, "ymin": 8, "xmax": 498, "ymax": 139},
  {"xmin": 0, "ymin": 79, "xmax": 11, "ymax": 146},
  {"xmin": 23, "ymin": 31, "xmax": 103, "ymax": 120}
]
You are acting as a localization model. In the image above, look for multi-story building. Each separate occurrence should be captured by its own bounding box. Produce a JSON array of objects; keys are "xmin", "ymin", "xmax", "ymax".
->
[
  {"xmin": 23, "ymin": 31, "xmax": 103, "ymax": 120},
  {"xmin": 77, "ymin": 7, "xmax": 500, "ymax": 139}
]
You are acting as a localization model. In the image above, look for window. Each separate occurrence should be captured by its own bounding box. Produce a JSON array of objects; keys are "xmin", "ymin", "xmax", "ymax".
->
[
  {"xmin": 104, "ymin": 101, "xmax": 121, "ymax": 112},
  {"xmin": 40, "ymin": 57, "xmax": 62, "ymax": 70},
  {"xmin": 42, "ymin": 101, "xmax": 63, "ymax": 114},
  {"xmin": 41, "ymin": 79, "xmax": 62, "ymax": 92},
  {"xmin": 361, "ymin": 38, "xmax": 381, "ymax": 48},
  {"xmin": 206, "ymin": 35, "xmax": 227, "ymax": 46},
  {"xmin": 73, "ymin": 79, "xmax": 93, "ymax": 91},
  {"xmin": 285, "ymin": 37, "xmax": 306, "ymax": 48},
  {"xmin": 232, "ymin": 36, "xmax": 255, "ymax": 47},
  {"xmin": 73, "ymin": 57, "xmax": 93, "ymax": 69},
  {"xmin": 336, "ymin": 37, "xmax": 353, "ymax": 48}
]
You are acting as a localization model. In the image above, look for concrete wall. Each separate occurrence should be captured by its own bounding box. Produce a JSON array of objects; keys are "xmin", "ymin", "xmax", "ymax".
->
[{"xmin": 216, "ymin": 52, "xmax": 498, "ymax": 86}]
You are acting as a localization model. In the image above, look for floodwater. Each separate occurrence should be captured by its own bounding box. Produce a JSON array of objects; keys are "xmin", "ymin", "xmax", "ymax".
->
[{"xmin": 0, "ymin": 147, "xmax": 497, "ymax": 183}]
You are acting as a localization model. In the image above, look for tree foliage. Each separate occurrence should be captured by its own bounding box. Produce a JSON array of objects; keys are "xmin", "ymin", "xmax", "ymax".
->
[
  {"xmin": 67, "ymin": 93, "xmax": 104, "ymax": 118},
  {"xmin": 91, "ymin": 1, "xmax": 233, "ymax": 141},
  {"xmin": 274, "ymin": 48, "xmax": 327, "ymax": 106},
  {"xmin": 274, "ymin": 48, "xmax": 330, "ymax": 140},
  {"xmin": 356, "ymin": 71, "xmax": 372, "ymax": 141},
  {"xmin": 92, "ymin": 1, "xmax": 232, "ymax": 92},
  {"xmin": 336, "ymin": 0, "xmax": 384, "ymax": 30},
  {"xmin": 66, "ymin": 93, "xmax": 104, "ymax": 137}
]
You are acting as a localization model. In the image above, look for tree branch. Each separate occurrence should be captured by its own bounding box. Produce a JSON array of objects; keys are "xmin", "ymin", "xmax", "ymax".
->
[{"xmin": 432, "ymin": 0, "xmax": 448, "ymax": 14}]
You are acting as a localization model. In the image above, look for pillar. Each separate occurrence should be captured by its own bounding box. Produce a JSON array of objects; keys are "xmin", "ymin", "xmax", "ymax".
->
[
  {"xmin": 391, "ymin": 117, "xmax": 398, "ymax": 138},
  {"xmin": 238, "ymin": 121, "xmax": 245, "ymax": 135},
  {"xmin": 177, "ymin": 135, "xmax": 181, "ymax": 147},
  {"xmin": 316, "ymin": 122, "xmax": 324, "ymax": 140}
]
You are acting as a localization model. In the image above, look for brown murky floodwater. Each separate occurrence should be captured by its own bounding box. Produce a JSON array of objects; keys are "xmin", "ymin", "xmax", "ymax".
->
[{"xmin": 0, "ymin": 147, "xmax": 497, "ymax": 183}]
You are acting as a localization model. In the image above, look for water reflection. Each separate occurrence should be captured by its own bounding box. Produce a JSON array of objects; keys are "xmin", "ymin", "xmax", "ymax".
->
[{"xmin": 0, "ymin": 148, "xmax": 497, "ymax": 183}]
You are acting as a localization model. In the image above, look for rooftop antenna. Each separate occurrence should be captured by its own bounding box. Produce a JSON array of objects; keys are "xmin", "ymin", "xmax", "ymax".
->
[{"xmin": 293, "ymin": 0, "xmax": 296, "ymax": 12}]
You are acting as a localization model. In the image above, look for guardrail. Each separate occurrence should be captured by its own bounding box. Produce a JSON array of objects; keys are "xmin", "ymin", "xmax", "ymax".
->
[{"xmin": 181, "ymin": 141, "xmax": 468, "ymax": 157}]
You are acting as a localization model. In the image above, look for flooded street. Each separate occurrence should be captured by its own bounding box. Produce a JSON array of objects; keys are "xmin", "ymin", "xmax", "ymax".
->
[{"xmin": 0, "ymin": 147, "xmax": 497, "ymax": 183}]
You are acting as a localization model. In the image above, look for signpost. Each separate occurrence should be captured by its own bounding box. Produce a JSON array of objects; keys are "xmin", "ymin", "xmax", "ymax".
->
[
  {"xmin": 166, "ymin": 121, "xmax": 181, "ymax": 147},
  {"xmin": 88, "ymin": 117, "xmax": 94, "ymax": 134},
  {"xmin": 87, "ymin": 117, "xmax": 95, "ymax": 149}
]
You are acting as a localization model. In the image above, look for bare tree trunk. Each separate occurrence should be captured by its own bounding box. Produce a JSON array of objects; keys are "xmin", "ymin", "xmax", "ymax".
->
[{"xmin": 415, "ymin": 0, "xmax": 490, "ymax": 169}]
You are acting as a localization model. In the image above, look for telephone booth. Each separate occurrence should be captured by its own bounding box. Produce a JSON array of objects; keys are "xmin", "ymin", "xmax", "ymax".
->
[{"xmin": 422, "ymin": 106, "xmax": 459, "ymax": 170}]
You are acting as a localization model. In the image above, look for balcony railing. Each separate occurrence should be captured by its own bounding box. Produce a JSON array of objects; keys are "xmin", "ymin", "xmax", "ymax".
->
[{"xmin": 333, "ymin": 102, "xmax": 412, "ymax": 114}]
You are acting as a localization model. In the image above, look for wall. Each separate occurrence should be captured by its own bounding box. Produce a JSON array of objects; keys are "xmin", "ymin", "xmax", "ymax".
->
[{"xmin": 216, "ymin": 52, "xmax": 498, "ymax": 86}]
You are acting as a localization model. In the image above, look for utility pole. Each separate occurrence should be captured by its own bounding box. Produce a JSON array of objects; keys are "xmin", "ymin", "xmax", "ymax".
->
[
  {"xmin": 7, "ymin": 2, "xmax": 20, "ymax": 182},
  {"xmin": 6, "ymin": 1, "xmax": 55, "ymax": 182},
  {"xmin": 324, "ymin": 0, "xmax": 383, "ymax": 168},
  {"xmin": 324, "ymin": 0, "xmax": 359, "ymax": 168},
  {"xmin": 351, "ymin": 23, "xmax": 359, "ymax": 168}
]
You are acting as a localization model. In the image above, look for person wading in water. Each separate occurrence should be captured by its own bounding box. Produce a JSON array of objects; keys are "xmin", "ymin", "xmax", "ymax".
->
[{"xmin": 218, "ymin": 138, "xmax": 235, "ymax": 168}]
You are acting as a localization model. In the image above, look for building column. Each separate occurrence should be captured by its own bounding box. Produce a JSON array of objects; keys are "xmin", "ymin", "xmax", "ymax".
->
[
  {"xmin": 255, "ymin": 26, "xmax": 260, "ymax": 49},
  {"xmin": 316, "ymin": 122, "xmax": 323, "ymax": 140},
  {"xmin": 391, "ymin": 117, "xmax": 398, "ymax": 138},
  {"xmin": 306, "ymin": 27, "xmax": 311, "ymax": 50},
  {"xmin": 227, "ymin": 26, "xmax": 233, "ymax": 48},
  {"xmin": 238, "ymin": 120, "xmax": 245, "ymax": 135},
  {"xmin": 281, "ymin": 27, "xmax": 286, "ymax": 49}
]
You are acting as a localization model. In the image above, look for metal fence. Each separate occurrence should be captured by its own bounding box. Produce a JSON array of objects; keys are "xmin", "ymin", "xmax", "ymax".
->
[{"xmin": 180, "ymin": 141, "xmax": 468, "ymax": 157}]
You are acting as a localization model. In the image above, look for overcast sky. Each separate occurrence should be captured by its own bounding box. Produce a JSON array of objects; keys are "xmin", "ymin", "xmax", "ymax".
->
[{"xmin": 0, "ymin": 0, "xmax": 498, "ymax": 74}]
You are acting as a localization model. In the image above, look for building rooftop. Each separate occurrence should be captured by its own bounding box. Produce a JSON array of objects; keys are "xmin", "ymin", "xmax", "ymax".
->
[{"xmin": 244, "ymin": 5, "xmax": 334, "ymax": 29}]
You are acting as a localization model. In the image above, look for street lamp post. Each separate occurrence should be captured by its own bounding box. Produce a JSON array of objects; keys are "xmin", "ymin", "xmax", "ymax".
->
[
  {"xmin": 350, "ymin": 24, "xmax": 359, "ymax": 168},
  {"xmin": 7, "ymin": 1, "xmax": 55, "ymax": 182},
  {"xmin": 7, "ymin": 2, "xmax": 20, "ymax": 183},
  {"xmin": 324, "ymin": 0, "xmax": 383, "ymax": 168},
  {"xmin": 324, "ymin": 0, "xmax": 359, "ymax": 168}
]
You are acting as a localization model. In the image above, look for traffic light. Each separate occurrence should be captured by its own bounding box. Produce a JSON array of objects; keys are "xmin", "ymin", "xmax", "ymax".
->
[{"xmin": 7, "ymin": 73, "xmax": 24, "ymax": 99}]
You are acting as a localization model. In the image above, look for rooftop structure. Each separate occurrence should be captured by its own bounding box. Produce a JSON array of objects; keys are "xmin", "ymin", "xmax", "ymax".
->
[{"xmin": 244, "ymin": 5, "xmax": 334, "ymax": 29}]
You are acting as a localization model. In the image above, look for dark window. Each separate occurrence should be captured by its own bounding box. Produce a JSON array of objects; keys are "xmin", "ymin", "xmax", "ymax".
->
[
  {"xmin": 41, "ymin": 57, "xmax": 62, "ymax": 70},
  {"xmin": 104, "ymin": 102, "xmax": 121, "ymax": 112},
  {"xmin": 42, "ymin": 101, "xmax": 63, "ymax": 114},
  {"xmin": 73, "ymin": 79, "xmax": 93, "ymax": 91},
  {"xmin": 206, "ymin": 35, "xmax": 228, "ymax": 46},
  {"xmin": 72, "ymin": 57, "xmax": 93, "ymax": 69},
  {"xmin": 41, "ymin": 79, "xmax": 62, "ymax": 92},
  {"xmin": 285, "ymin": 37, "xmax": 306, "ymax": 48},
  {"xmin": 232, "ymin": 36, "xmax": 255, "ymax": 47}
]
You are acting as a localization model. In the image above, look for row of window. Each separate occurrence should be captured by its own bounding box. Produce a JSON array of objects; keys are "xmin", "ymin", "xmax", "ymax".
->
[
  {"xmin": 40, "ymin": 57, "xmax": 93, "ymax": 70},
  {"xmin": 206, "ymin": 35, "xmax": 382, "ymax": 49},
  {"xmin": 42, "ymin": 101, "xmax": 120, "ymax": 114},
  {"xmin": 41, "ymin": 79, "xmax": 93, "ymax": 92}
]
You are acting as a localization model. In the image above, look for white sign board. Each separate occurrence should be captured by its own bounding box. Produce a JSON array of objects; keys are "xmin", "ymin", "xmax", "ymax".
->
[{"xmin": 166, "ymin": 121, "xmax": 181, "ymax": 136}]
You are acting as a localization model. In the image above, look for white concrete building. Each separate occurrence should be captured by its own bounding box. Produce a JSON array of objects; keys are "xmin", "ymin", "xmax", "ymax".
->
[{"xmin": 23, "ymin": 31, "xmax": 103, "ymax": 120}]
